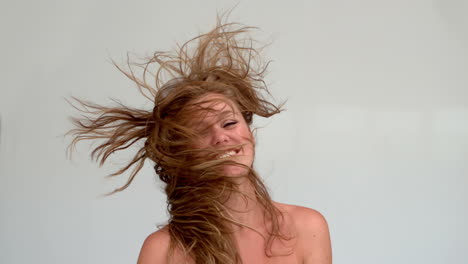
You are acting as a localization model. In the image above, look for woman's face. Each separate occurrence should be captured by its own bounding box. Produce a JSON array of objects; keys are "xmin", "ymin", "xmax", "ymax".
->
[{"xmin": 189, "ymin": 93, "xmax": 254, "ymax": 176}]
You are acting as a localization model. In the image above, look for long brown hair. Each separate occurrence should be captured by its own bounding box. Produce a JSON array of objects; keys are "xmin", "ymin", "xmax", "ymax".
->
[{"xmin": 67, "ymin": 18, "xmax": 290, "ymax": 264}]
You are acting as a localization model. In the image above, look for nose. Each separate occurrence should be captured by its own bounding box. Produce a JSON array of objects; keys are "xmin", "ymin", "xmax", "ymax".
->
[{"xmin": 212, "ymin": 128, "xmax": 229, "ymax": 146}]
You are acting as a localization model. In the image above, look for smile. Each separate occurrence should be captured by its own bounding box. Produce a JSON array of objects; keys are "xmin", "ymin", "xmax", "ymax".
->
[{"xmin": 218, "ymin": 149, "xmax": 239, "ymax": 159}]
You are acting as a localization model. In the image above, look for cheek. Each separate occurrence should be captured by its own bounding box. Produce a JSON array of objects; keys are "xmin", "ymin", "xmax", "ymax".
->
[
  {"xmin": 245, "ymin": 131, "xmax": 255, "ymax": 147},
  {"xmin": 188, "ymin": 135, "xmax": 210, "ymax": 150}
]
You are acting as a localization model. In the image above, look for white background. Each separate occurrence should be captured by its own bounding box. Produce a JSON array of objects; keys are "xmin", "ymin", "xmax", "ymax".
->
[{"xmin": 1, "ymin": 0, "xmax": 467, "ymax": 263}]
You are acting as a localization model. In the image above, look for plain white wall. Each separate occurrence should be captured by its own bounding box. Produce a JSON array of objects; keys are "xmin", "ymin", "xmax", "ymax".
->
[{"xmin": 1, "ymin": 0, "xmax": 467, "ymax": 263}]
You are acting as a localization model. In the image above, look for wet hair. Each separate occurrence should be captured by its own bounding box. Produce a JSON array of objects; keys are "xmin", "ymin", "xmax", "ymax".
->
[{"xmin": 67, "ymin": 19, "xmax": 290, "ymax": 264}]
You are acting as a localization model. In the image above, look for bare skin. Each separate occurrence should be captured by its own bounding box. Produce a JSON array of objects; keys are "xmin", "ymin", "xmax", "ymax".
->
[
  {"xmin": 137, "ymin": 201, "xmax": 332, "ymax": 264},
  {"xmin": 137, "ymin": 94, "xmax": 332, "ymax": 263}
]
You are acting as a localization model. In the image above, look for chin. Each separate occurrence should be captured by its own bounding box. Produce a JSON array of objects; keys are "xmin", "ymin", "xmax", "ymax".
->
[{"xmin": 222, "ymin": 165, "xmax": 250, "ymax": 177}]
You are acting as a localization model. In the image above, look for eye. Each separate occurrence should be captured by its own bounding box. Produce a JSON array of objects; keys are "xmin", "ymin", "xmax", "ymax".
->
[{"xmin": 223, "ymin": 120, "xmax": 238, "ymax": 128}]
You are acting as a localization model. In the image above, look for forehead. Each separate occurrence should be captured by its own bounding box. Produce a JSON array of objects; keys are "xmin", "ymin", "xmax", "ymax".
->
[
  {"xmin": 186, "ymin": 94, "xmax": 241, "ymax": 124},
  {"xmin": 196, "ymin": 93, "xmax": 236, "ymax": 109}
]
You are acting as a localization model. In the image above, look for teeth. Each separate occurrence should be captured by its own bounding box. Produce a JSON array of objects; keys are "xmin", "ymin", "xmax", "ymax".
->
[{"xmin": 218, "ymin": 150, "xmax": 236, "ymax": 159}]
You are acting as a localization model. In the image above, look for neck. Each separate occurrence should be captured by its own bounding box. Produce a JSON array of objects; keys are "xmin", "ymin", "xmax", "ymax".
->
[{"xmin": 223, "ymin": 176, "xmax": 266, "ymax": 232}]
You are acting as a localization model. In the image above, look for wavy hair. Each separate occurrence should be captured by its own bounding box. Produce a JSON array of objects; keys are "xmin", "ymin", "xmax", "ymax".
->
[{"xmin": 67, "ymin": 19, "xmax": 290, "ymax": 264}]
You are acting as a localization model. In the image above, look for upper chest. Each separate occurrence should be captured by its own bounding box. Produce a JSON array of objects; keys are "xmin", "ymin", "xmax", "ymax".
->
[{"xmin": 236, "ymin": 229, "xmax": 303, "ymax": 264}]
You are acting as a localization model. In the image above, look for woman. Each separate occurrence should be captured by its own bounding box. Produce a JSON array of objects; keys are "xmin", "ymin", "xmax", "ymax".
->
[{"xmin": 68, "ymin": 20, "xmax": 332, "ymax": 264}]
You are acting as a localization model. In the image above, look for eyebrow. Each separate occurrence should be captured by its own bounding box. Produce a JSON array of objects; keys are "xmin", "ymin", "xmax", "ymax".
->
[{"xmin": 218, "ymin": 110, "xmax": 237, "ymax": 119}]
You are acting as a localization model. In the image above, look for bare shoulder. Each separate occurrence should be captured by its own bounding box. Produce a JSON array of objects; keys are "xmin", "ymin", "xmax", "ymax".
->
[
  {"xmin": 274, "ymin": 202, "xmax": 332, "ymax": 264},
  {"xmin": 137, "ymin": 227, "xmax": 171, "ymax": 264},
  {"xmin": 275, "ymin": 202, "xmax": 329, "ymax": 229}
]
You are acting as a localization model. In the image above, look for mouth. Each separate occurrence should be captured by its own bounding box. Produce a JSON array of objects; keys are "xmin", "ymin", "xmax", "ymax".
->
[{"xmin": 217, "ymin": 149, "xmax": 240, "ymax": 159}]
